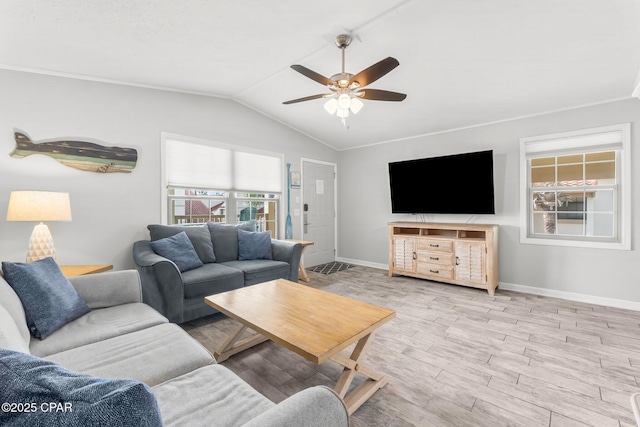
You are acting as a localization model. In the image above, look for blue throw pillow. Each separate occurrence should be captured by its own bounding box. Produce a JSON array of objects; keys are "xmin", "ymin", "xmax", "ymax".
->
[
  {"xmin": 238, "ymin": 229, "xmax": 273, "ymax": 261},
  {"xmin": 149, "ymin": 231, "xmax": 204, "ymax": 272},
  {"xmin": 0, "ymin": 349, "xmax": 162, "ymax": 427},
  {"xmin": 148, "ymin": 224, "xmax": 216, "ymax": 263},
  {"xmin": 1, "ymin": 258, "xmax": 90, "ymax": 340}
]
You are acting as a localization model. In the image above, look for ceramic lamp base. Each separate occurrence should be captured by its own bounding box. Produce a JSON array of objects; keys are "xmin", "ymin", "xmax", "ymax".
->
[{"xmin": 26, "ymin": 222, "xmax": 57, "ymax": 263}]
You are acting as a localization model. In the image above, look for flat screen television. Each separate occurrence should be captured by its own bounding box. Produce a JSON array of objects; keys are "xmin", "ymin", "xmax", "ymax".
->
[{"xmin": 389, "ymin": 150, "xmax": 495, "ymax": 214}]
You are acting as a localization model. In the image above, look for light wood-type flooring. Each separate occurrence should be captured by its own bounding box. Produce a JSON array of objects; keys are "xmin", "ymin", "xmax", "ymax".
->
[{"xmin": 182, "ymin": 266, "xmax": 640, "ymax": 427}]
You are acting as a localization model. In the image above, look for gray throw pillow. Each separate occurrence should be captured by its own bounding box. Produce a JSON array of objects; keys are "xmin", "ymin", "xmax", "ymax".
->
[
  {"xmin": 208, "ymin": 221, "xmax": 257, "ymax": 262},
  {"xmin": 1, "ymin": 258, "xmax": 90, "ymax": 340},
  {"xmin": 148, "ymin": 224, "xmax": 215, "ymax": 263},
  {"xmin": 0, "ymin": 349, "xmax": 162, "ymax": 427},
  {"xmin": 238, "ymin": 229, "xmax": 273, "ymax": 261},
  {"xmin": 149, "ymin": 231, "xmax": 204, "ymax": 272}
]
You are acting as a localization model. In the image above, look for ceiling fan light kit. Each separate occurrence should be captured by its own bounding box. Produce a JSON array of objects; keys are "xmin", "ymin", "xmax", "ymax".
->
[
  {"xmin": 324, "ymin": 98, "xmax": 338, "ymax": 114},
  {"xmin": 284, "ymin": 34, "xmax": 406, "ymax": 127}
]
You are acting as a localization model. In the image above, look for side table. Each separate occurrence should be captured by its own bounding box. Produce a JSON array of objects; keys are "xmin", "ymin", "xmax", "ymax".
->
[
  {"xmin": 285, "ymin": 240, "xmax": 314, "ymax": 282},
  {"xmin": 60, "ymin": 265, "xmax": 113, "ymax": 278}
]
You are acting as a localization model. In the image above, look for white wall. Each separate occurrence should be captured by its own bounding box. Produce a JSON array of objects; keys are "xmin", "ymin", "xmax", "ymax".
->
[
  {"xmin": 338, "ymin": 98, "xmax": 640, "ymax": 304},
  {"xmin": 0, "ymin": 70, "xmax": 337, "ymax": 269},
  {"xmin": 3, "ymin": 69, "xmax": 639, "ymax": 305}
]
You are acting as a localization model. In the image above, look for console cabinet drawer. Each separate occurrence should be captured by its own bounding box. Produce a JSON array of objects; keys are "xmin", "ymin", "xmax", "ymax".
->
[
  {"xmin": 417, "ymin": 239, "xmax": 453, "ymax": 253},
  {"xmin": 417, "ymin": 263, "xmax": 454, "ymax": 279},
  {"xmin": 416, "ymin": 251, "xmax": 455, "ymax": 266}
]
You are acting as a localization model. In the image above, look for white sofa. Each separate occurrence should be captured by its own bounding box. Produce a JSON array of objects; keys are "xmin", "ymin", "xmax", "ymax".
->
[{"xmin": 0, "ymin": 269, "xmax": 349, "ymax": 426}]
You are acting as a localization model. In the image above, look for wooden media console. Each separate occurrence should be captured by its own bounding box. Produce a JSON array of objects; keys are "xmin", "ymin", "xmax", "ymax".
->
[{"xmin": 388, "ymin": 222, "xmax": 499, "ymax": 295}]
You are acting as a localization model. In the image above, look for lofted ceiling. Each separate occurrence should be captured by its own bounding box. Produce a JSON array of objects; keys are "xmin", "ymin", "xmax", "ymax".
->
[{"xmin": 1, "ymin": 0, "xmax": 639, "ymax": 150}]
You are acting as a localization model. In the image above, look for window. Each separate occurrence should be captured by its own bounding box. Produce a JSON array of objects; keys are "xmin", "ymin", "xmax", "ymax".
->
[
  {"xmin": 161, "ymin": 134, "xmax": 283, "ymax": 238},
  {"xmin": 167, "ymin": 189, "xmax": 280, "ymax": 235},
  {"xmin": 520, "ymin": 124, "xmax": 630, "ymax": 250},
  {"xmin": 168, "ymin": 189, "xmax": 227, "ymax": 224},
  {"xmin": 235, "ymin": 193, "xmax": 279, "ymax": 236}
]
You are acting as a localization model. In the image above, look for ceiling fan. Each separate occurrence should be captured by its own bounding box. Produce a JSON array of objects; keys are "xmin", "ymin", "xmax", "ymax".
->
[{"xmin": 283, "ymin": 34, "xmax": 406, "ymax": 125}]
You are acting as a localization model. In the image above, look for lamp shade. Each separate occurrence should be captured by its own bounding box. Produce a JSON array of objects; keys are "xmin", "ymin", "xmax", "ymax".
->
[
  {"xmin": 337, "ymin": 94, "xmax": 351, "ymax": 109},
  {"xmin": 324, "ymin": 98, "xmax": 338, "ymax": 115},
  {"xmin": 7, "ymin": 191, "xmax": 72, "ymax": 222},
  {"xmin": 350, "ymin": 97, "xmax": 364, "ymax": 114}
]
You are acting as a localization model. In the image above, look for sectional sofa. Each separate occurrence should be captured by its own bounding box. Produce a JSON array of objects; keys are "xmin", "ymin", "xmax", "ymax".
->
[{"xmin": 0, "ymin": 268, "xmax": 348, "ymax": 426}]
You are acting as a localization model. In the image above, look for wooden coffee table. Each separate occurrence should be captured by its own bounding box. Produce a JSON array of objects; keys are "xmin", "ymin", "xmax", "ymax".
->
[{"xmin": 205, "ymin": 279, "xmax": 395, "ymax": 414}]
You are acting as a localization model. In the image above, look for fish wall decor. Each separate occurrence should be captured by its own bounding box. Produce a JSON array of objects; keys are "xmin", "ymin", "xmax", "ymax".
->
[{"xmin": 10, "ymin": 131, "xmax": 137, "ymax": 173}]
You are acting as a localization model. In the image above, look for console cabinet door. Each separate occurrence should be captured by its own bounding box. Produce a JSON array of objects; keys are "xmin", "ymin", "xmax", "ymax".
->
[
  {"xmin": 393, "ymin": 236, "xmax": 415, "ymax": 273},
  {"xmin": 455, "ymin": 241, "xmax": 486, "ymax": 285}
]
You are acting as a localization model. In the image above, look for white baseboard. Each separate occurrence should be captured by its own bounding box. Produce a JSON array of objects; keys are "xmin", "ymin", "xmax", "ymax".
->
[
  {"xmin": 499, "ymin": 282, "xmax": 640, "ymax": 311},
  {"xmin": 336, "ymin": 257, "xmax": 640, "ymax": 312}
]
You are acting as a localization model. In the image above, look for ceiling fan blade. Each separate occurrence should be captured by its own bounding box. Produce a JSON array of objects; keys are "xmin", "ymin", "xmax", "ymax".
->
[
  {"xmin": 357, "ymin": 89, "xmax": 407, "ymax": 101},
  {"xmin": 283, "ymin": 94, "xmax": 332, "ymax": 104},
  {"xmin": 349, "ymin": 57, "xmax": 400, "ymax": 87},
  {"xmin": 290, "ymin": 65, "xmax": 334, "ymax": 86}
]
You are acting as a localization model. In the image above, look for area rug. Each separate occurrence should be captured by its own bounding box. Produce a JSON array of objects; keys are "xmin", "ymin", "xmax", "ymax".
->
[{"xmin": 309, "ymin": 261, "xmax": 354, "ymax": 275}]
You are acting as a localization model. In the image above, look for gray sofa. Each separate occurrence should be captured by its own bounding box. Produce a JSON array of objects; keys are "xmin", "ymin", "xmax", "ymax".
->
[
  {"xmin": 0, "ymin": 269, "xmax": 349, "ymax": 426},
  {"xmin": 133, "ymin": 222, "xmax": 303, "ymax": 324}
]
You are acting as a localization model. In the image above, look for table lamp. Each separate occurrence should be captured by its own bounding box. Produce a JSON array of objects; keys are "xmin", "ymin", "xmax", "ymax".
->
[{"xmin": 6, "ymin": 191, "xmax": 72, "ymax": 262}]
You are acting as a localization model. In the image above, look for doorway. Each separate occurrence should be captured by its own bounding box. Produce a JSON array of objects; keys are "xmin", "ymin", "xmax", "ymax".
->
[{"xmin": 301, "ymin": 160, "xmax": 336, "ymax": 267}]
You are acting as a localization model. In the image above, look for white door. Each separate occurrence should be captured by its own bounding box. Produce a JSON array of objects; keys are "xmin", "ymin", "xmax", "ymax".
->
[{"xmin": 302, "ymin": 160, "xmax": 336, "ymax": 267}]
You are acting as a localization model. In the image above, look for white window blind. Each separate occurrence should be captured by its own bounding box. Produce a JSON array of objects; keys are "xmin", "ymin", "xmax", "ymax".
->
[
  {"xmin": 166, "ymin": 139, "xmax": 282, "ymax": 193},
  {"xmin": 233, "ymin": 151, "xmax": 282, "ymax": 193}
]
